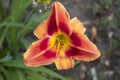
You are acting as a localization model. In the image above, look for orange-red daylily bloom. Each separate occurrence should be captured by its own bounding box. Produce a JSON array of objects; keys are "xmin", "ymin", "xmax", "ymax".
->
[{"xmin": 23, "ymin": 2, "xmax": 101, "ymax": 70}]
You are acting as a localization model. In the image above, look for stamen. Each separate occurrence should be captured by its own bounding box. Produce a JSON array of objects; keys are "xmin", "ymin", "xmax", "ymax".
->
[{"xmin": 54, "ymin": 35, "xmax": 65, "ymax": 50}]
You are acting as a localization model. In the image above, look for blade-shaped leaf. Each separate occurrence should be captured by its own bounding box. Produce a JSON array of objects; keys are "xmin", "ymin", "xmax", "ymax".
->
[
  {"xmin": 15, "ymin": 69, "xmax": 26, "ymax": 80},
  {"xmin": 25, "ymin": 70, "xmax": 48, "ymax": 80},
  {"xmin": 0, "ymin": 53, "xmax": 12, "ymax": 62},
  {"xmin": 3, "ymin": 58, "xmax": 66, "ymax": 80},
  {"xmin": 0, "ymin": 66, "xmax": 10, "ymax": 80},
  {"xmin": 0, "ymin": 27, "xmax": 8, "ymax": 48}
]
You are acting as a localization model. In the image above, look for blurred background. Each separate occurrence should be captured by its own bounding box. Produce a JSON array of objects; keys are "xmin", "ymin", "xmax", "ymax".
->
[{"xmin": 0, "ymin": 0, "xmax": 120, "ymax": 80}]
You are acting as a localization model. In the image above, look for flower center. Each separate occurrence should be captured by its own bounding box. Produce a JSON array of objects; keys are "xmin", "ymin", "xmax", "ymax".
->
[
  {"xmin": 54, "ymin": 34, "xmax": 65, "ymax": 49},
  {"xmin": 49, "ymin": 32, "xmax": 71, "ymax": 57}
]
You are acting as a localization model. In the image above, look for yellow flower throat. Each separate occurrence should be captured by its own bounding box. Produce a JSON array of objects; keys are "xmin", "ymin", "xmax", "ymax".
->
[
  {"xmin": 49, "ymin": 32, "xmax": 71, "ymax": 57},
  {"xmin": 54, "ymin": 35, "xmax": 65, "ymax": 50}
]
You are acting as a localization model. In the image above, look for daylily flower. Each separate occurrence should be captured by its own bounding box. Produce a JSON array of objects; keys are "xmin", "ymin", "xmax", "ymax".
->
[{"xmin": 23, "ymin": 2, "xmax": 101, "ymax": 70}]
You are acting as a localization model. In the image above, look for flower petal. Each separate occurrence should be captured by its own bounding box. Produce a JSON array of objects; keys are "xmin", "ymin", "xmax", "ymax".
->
[
  {"xmin": 68, "ymin": 32, "xmax": 100, "ymax": 61},
  {"xmin": 70, "ymin": 17, "xmax": 86, "ymax": 34},
  {"xmin": 47, "ymin": 6, "xmax": 58, "ymax": 35},
  {"xmin": 47, "ymin": 2, "xmax": 71, "ymax": 35},
  {"xmin": 24, "ymin": 36, "xmax": 49, "ymax": 59},
  {"xmin": 66, "ymin": 46, "xmax": 100, "ymax": 61},
  {"xmin": 55, "ymin": 57, "xmax": 74, "ymax": 70},
  {"xmin": 34, "ymin": 20, "xmax": 47, "ymax": 39},
  {"xmin": 24, "ymin": 36, "xmax": 56, "ymax": 66},
  {"xmin": 24, "ymin": 50, "xmax": 56, "ymax": 66}
]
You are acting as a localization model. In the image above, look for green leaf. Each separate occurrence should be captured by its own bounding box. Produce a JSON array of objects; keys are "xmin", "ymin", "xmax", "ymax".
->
[
  {"xmin": 0, "ymin": 74, "xmax": 4, "ymax": 80},
  {"xmin": 3, "ymin": 59, "xmax": 27, "ymax": 68},
  {"xmin": 0, "ymin": 27, "xmax": 8, "ymax": 48},
  {"xmin": 29, "ymin": 11, "xmax": 49, "ymax": 23},
  {"xmin": 25, "ymin": 70, "xmax": 48, "ymax": 80},
  {"xmin": 0, "ymin": 22, "xmax": 32, "ymax": 29},
  {"xmin": 0, "ymin": 66, "xmax": 10, "ymax": 80},
  {"xmin": 8, "ymin": 68, "xmax": 18, "ymax": 80},
  {"xmin": 0, "ymin": 0, "xmax": 4, "ymax": 21},
  {"xmin": 3, "ymin": 59, "xmax": 66, "ymax": 80},
  {"xmin": 18, "ymin": 11, "xmax": 49, "ymax": 38},
  {"xmin": 92, "ymin": 4, "xmax": 101, "ymax": 15},
  {"xmin": 10, "ymin": 0, "xmax": 33, "ymax": 21},
  {"xmin": 32, "ymin": 67, "xmax": 66, "ymax": 80},
  {"xmin": 65, "ymin": 77, "xmax": 79, "ymax": 80},
  {"xmin": 0, "ymin": 53, "xmax": 12, "ymax": 62},
  {"xmin": 21, "ymin": 38, "xmax": 32, "ymax": 49},
  {"xmin": 16, "ymin": 69, "xmax": 26, "ymax": 80}
]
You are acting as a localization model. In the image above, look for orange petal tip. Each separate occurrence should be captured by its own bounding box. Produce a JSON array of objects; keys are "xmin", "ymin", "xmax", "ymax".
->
[{"xmin": 55, "ymin": 57, "xmax": 74, "ymax": 70}]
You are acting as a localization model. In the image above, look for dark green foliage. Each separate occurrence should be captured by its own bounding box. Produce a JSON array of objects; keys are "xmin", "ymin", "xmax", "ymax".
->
[{"xmin": 0, "ymin": 0, "xmax": 66, "ymax": 80}]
